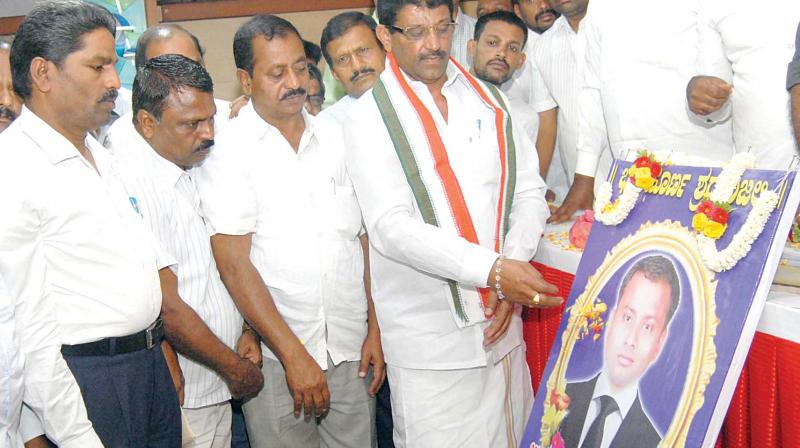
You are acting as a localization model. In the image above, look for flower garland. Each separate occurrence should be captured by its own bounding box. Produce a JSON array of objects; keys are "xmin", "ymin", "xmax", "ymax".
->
[
  {"xmin": 595, "ymin": 151, "xmax": 663, "ymax": 226},
  {"xmin": 694, "ymin": 153, "xmax": 780, "ymax": 272}
]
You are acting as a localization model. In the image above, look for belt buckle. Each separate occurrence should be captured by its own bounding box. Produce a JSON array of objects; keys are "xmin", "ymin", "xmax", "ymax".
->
[{"xmin": 145, "ymin": 317, "xmax": 162, "ymax": 350}]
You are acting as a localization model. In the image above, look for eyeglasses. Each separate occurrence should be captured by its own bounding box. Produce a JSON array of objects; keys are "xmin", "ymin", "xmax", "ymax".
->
[{"xmin": 387, "ymin": 22, "xmax": 456, "ymax": 41}]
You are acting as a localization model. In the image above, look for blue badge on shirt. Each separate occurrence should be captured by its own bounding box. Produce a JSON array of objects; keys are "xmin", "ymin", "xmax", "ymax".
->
[{"xmin": 129, "ymin": 196, "xmax": 143, "ymax": 218}]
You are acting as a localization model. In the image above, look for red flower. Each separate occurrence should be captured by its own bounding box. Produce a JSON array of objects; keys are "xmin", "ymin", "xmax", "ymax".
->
[
  {"xmin": 650, "ymin": 162, "xmax": 662, "ymax": 177},
  {"xmin": 710, "ymin": 206, "xmax": 729, "ymax": 225},
  {"xmin": 697, "ymin": 200, "xmax": 714, "ymax": 215},
  {"xmin": 633, "ymin": 155, "xmax": 651, "ymax": 168}
]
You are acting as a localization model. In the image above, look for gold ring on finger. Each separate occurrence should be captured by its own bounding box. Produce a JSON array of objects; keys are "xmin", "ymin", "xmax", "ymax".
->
[{"xmin": 530, "ymin": 293, "xmax": 541, "ymax": 307}]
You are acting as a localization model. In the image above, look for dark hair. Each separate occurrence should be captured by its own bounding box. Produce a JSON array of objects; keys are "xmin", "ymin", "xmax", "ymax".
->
[
  {"xmin": 378, "ymin": 0, "xmax": 454, "ymax": 28},
  {"xmin": 307, "ymin": 63, "xmax": 325, "ymax": 98},
  {"xmin": 320, "ymin": 12, "xmax": 379, "ymax": 68},
  {"xmin": 132, "ymin": 53, "xmax": 213, "ymax": 121},
  {"xmin": 303, "ymin": 40, "xmax": 322, "ymax": 65},
  {"xmin": 135, "ymin": 24, "xmax": 204, "ymax": 69},
  {"xmin": 474, "ymin": 10, "xmax": 528, "ymax": 49},
  {"xmin": 234, "ymin": 15, "xmax": 302, "ymax": 76},
  {"xmin": 10, "ymin": 0, "xmax": 115, "ymax": 99},
  {"xmin": 618, "ymin": 255, "xmax": 681, "ymax": 327}
]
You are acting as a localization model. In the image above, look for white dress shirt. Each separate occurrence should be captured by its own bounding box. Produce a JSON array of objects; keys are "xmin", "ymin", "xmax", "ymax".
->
[
  {"xmin": 695, "ymin": 0, "xmax": 800, "ymax": 169},
  {"xmin": 318, "ymin": 94, "xmax": 357, "ymax": 126},
  {"xmin": 0, "ymin": 108, "xmax": 165, "ymax": 447},
  {"xmin": 534, "ymin": 16, "xmax": 614, "ymax": 185},
  {"xmin": 576, "ymin": 0, "xmax": 734, "ymax": 177},
  {"xmin": 108, "ymin": 130, "xmax": 243, "ymax": 409},
  {"xmin": 578, "ymin": 372, "xmax": 640, "ymax": 448},
  {"xmin": 195, "ymin": 104, "xmax": 368, "ymax": 370},
  {"xmin": 451, "ymin": 8, "xmax": 477, "ymax": 68},
  {"xmin": 0, "ymin": 277, "xmax": 23, "ymax": 448},
  {"xmin": 343, "ymin": 63, "xmax": 549, "ymax": 370}
]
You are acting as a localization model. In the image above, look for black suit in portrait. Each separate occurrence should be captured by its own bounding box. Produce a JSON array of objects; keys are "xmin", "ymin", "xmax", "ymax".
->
[{"xmin": 558, "ymin": 375, "xmax": 661, "ymax": 448}]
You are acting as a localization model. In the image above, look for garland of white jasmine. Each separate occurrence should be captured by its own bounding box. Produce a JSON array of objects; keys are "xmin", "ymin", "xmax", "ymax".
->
[
  {"xmin": 697, "ymin": 154, "xmax": 779, "ymax": 273},
  {"xmin": 594, "ymin": 153, "xmax": 781, "ymax": 272}
]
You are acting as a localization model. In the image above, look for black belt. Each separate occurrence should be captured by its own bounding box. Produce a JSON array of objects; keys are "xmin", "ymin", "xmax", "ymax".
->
[{"xmin": 61, "ymin": 318, "xmax": 165, "ymax": 357}]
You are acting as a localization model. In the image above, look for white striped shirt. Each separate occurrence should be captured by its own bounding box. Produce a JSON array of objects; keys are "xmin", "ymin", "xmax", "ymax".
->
[
  {"xmin": 533, "ymin": 16, "xmax": 613, "ymax": 184},
  {"xmin": 108, "ymin": 130, "xmax": 243, "ymax": 409},
  {"xmin": 451, "ymin": 8, "xmax": 477, "ymax": 68}
]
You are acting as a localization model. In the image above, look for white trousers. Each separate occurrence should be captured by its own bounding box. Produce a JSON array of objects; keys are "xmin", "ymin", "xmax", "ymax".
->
[
  {"xmin": 183, "ymin": 402, "xmax": 232, "ymax": 448},
  {"xmin": 388, "ymin": 345, "xmax": 533, "ymax": 448}
]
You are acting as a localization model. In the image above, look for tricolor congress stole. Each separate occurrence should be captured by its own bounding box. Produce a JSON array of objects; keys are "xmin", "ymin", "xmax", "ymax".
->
[{"xmin": 372, "ymin": 53, "xmax": 517, "ymax": 327}]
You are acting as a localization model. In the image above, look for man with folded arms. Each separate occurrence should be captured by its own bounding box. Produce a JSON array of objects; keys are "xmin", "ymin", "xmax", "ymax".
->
[
  {"xmin": 195, "ymin": 15, "xmax": 384, "ymax": 447},
  {"xmin": 0, "ymin": 1, "xmax": 181, "ymax": 445},
  {"xmin": 344, "ymin": 0, "xmax": 560, "ymax": 445},
  {"xmin": 108, "ymin": 54, "xmax": 264, "ymax": 447}
]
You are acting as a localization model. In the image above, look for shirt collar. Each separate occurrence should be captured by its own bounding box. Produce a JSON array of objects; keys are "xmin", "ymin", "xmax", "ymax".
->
[
  {"xmin": 553, "ymin": 15, "xmax": 575, "ymax": 35},
  {"xmin": 131, "ymin": 127, "xmax": 185, "ymax": 188},
  {"xmin": 593, "ymin": 370, "xmax": 639, "ymax": 419},
  {"xmin": 18, "ymin": 106, "xmax": 85, "ymax": 165},
  {"xmin": 236, "ymin": 101, "xmax": 316, "ymax": 150},
  {"xmin": 394, "ymin": 57, "xmax": 465, "ymax": 96}
]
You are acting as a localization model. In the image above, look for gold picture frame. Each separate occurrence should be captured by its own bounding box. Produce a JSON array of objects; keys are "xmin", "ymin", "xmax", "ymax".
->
[{"xmin": 539, "ymin": 220, "xmax": 719, "ymax": 447}]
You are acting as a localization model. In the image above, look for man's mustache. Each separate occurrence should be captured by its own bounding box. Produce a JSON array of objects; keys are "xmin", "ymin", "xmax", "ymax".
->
[
  {"xmin": 193, "ymin": 139, "xmax": 215, "ymax": 152},
  {"xmin": 350, "ymin": 68, "xmax": 376, "ymax": 82},
  {"xmin": 280, "ymin": 88, "xmax": 306, "ymax": 101},
  {"xmin": 0, "ymin": 105, "xmax": 18, "ymax": 122},
  {"xmin": 98, "ymin": 89, "xmax": 118, "ymax": 104},
  {"xmin": 418, "ymin": 50, "xmax": 447, "ymax": 62},
  {"xmin": 535, "ymin": 8, "xmax": 557, "ymax": 21},
  {"xmin": 487, "ymin": 57, "xmax": 509, "ymax": 70}
]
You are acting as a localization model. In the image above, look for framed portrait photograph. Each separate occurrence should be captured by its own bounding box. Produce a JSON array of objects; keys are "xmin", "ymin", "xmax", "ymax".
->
[{"xmin": 524, "ymin": 158, "xmax": 800, "ymax": 448}]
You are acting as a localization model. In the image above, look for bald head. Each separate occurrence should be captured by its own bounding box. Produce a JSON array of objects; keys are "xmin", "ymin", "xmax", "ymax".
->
[{"xmin": 135, "ymin": 24, "xmax": 204, "ymax": 69}]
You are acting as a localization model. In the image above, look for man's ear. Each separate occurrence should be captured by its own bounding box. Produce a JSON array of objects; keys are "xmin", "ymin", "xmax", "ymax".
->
[
  {"xmin": 135, "ymin": 109, "xmax": 157, "ymax": 140},
  {"xmin": 376, "ymin": 25, "xmax": 393, "ymax": 54},
  {"xmin": 514, "ymin": 4, "xmax": 523, "ymax": 19},
  {"xmin": 236, "ymin": 68, "xmax": 253, "ymax": 97},
  {"xmin": 513, "ymin": 50, "xmax": 526, "ymax": 71},
  {"xmin": 29, "ymin": 57, "xmax": 53, "ymax": 95},
  {"xmin": 467, "ymin": 39, "xmax": 477, "ymax": 62}
]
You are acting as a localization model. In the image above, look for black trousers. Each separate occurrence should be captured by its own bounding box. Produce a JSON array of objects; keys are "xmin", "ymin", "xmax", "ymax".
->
[{"xmin": 63, "ymin": 343, "xmax": 181, "ymax": 447}]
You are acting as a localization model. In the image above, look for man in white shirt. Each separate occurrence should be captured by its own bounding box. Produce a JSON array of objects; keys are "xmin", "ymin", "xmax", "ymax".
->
[
  {"xmin": 195, "ymin": 15, "xmax": 383, "ymax": 447},
  {"xmin": 532, "ymin": 0, "xmax": 611, "ymax": 203},
  {"xmin": 104, "ymin": 24, "xmax": 231, "ymax": 149},
  {"xmin": 791, "ymin": 24, "xmax": 800, "ymax": 148},
  {"xmin": 450, "ymin": 0, "xmax": 478, "ymax": 67},
  {"xmin": 0, "ymin": 278, "xmax": 24, "ymax": 448},
  {"xmin": 0, "ymin": 1, "xmax": 180, "ymax": 446},
  {"xmin": 0, "ymin": 39, "xmax": 21, "ymax": 133},
  {"xmin": 108, "ymin": 54, "xmax": 265, "ymax": 448},
  {"xmin": 468, "ymin": 11, "xmax": 539, "ymax": 153},
  {"xmin": 346, "ymin": 0, "xmax": 561, "ymax": 445},
  {"xmin": 559, "ymin": 255, "xmax": 678, "ymax": 448},
  {"xmin": 686, "ymin": 0, "xmax": 800, "ymax": 169},
  {"xmin": 550, "ymin": 0, "xmax": 735, "ymax": 223},
  {"xmin": 318, "ymin": 11, "xmax": 386, "ymax": 125}
]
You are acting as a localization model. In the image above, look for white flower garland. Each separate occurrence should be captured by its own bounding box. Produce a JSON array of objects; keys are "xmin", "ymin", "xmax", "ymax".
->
[
  {"xmin": 697, "ymin": 153, "xmax": 777, "ymax": 273},
  {"xmin": 594, "ymin": 182, "xmax": 641, "ymax": 225},
  {"xmin": 698, "ymin": 191, "xmax": 779, "ymax": 272}
]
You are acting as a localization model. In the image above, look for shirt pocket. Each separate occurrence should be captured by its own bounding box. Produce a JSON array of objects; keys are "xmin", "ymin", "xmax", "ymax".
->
[{"xmin": 320, "ymin": 184, "xmax": 363, "ymax": 240}]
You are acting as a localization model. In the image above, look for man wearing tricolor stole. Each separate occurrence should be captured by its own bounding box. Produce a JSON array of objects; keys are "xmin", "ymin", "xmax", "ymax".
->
[{"xmin": 343, "ymin": 0, "xmax": 561, "ymax": 446}]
